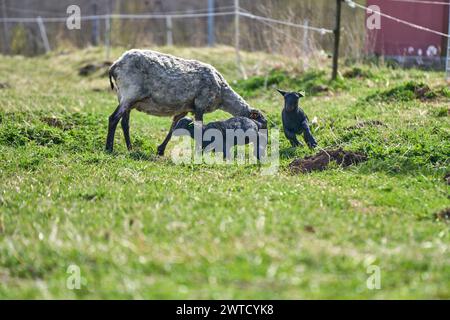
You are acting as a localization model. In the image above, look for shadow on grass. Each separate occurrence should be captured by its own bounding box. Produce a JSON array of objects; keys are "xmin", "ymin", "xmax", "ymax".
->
[
  {"xmin": 127, "ymin": 150, "xmax": 158, "ymax": 162},
  {"xmin": 280, "ymin": 146, "xmax": 303, "ymax": 160}
]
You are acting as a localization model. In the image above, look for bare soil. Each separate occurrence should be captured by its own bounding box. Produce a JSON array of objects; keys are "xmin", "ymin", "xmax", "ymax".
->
[
  {"xmin": 444, "ymin": 173, "xmax": 450, "ymax": 185},
  {"xmin": 78, "ymin": 61, "xmax": 112, "ymax": 76},
  {"xmin": 289, "ymin": 148, "xmax": 367, "ymax": 173},
  {"xmin": 435, "ymin": 208, "xmax": 450, "ymax": 222},
  {"xmin": 40, "ymin": 116, "xmax": 73, "ymax": 130},
  {"xmin": 346, "ymin": 120, "xmax": 385, "ymax": 130}
]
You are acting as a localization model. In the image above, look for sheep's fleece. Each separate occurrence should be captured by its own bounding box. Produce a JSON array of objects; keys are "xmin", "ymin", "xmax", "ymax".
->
[{"xmin": 109, "ymin": 49, "xmax": 253, "ymax": 117}]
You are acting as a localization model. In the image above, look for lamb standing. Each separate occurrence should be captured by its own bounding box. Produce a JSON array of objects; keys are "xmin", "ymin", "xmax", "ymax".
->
[
  {"xmin": 277, "ymin": 89, "xmax": 317, "ymax": 148},
  {"xmin": 107, "ymin": 49, "xmax": 266, "ymax": 155}
]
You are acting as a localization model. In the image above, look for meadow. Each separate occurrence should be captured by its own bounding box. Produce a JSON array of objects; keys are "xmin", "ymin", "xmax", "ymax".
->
[{"xmin": 0, "ymin": 46, "xmax": 449, "ymax": 299}]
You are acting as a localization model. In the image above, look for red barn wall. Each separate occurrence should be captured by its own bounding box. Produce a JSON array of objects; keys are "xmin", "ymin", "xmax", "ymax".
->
[{"xmin": 366, "ymin": 0, "xmax": 449, "ymax": 58}]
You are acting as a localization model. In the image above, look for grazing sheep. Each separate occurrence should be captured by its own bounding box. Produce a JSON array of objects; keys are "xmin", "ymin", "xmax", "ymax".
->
[
  {"xmin": 277, "ymin": 89, "xmax": 317, "ymax": 148},
  {"xmin": 173, "ymin": 114, "xmax": 267, "ymax": 160},
  {"xmin": 107, "ymin": 49, "xmax": 266, "ymax": 155}
]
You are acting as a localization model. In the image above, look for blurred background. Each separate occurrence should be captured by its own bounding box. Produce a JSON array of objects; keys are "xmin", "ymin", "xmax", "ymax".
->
[{"xmin": 0, "ymin": 0, "xmax": 449, "ymax": 70}]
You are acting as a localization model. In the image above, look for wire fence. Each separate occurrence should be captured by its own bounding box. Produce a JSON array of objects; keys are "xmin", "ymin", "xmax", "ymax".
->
[
  {"xmin": 346, "ymin": 0, "xmax": 450, "ymax": 38},
  {"xmin": 0, "ymin": 2, "xmax": 339, "ymax": 60},
  {"xmin": 0, "ymin": 0, "xmax": 449, "ymax": 74}
]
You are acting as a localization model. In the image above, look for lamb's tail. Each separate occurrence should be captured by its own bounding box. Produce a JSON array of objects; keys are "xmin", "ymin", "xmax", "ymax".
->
[{"xmin": 108, "ymin": 64, "xmax": 117, "ymax": 91}]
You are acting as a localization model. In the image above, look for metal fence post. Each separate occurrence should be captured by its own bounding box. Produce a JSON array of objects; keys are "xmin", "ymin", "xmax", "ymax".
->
[
  {"xmin": 91, "ymin": 3, "xmax": 100, "ymax": 46},
  {"xmin": 446, "ymin": 0, "xmax": 450, "ymax": 82},
  {"xmin": 37, "ymin": 16, "xmax": 51, "ymax": 53},
  {"xmin": 303, "ymin": 20, "xmax": 309, "ymax": 54},
  {"xmin": 1, "ymin": 0, "xmax": 10, "ymax": 54},
  {"xmin": 234, "ymin": 0, "xmax": 246, "ymax": 79},
  {"xmin": 208, "ymin": 0, "xmax": 215, "ymax": 46},
  {"xmin": 105, "ymin": 15, "xmax": 111, "ymax": 60},
  {"xmin": 166, "ymin": 15, "xmax": 173, "ymax": 46}
]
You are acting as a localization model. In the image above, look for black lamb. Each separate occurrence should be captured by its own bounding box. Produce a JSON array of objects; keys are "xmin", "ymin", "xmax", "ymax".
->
[
  {"xmin": 173, "ymin": 113, "xmax": 267, "ymax": 160},
  {"xmin": 277, "ymin": 89, "xmax": 317, "ymax": 148}
]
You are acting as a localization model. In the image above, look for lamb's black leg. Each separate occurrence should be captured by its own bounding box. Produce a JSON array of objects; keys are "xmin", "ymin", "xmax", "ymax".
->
[
  {"xmin": 253, "ymin": 142, "xmax": 260, "ymax": 161},
  {"xmin": 106, "ymin": 103, "xmax": 128, "ymax": 152},
  {"xmin": 284, "ymin": 129, "xmax": 301, "ymax": 147},
  {"xmin": 194, "ymin": 110, "xmax": 204, "ymax": 122},
  {"xmin": 157, "ymin": 112, "xmax": 187, "ymax": 156},
  {"xmin": 301, "ymin": 120, "xmax": 317, "ymax": 149},
  {"xmin": 256, "ymin": 132, "xmax": 267, "ymax": 161},
  {"xmin": 121, "ymin": 110, "xmax": 132, "ymax": 151},
  {"xmin": 223, "ymin": 145, "xmax": 232, "ymax": 161},
  {"xmin": 192, "ymin": 110, "xmax": 205, "ymax": 156}
]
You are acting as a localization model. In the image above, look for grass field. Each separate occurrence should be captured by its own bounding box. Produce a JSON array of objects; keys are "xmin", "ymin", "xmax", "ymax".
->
[{"xmin": 0, "ymin": 46, "xmax": 449, "ymax": 299}]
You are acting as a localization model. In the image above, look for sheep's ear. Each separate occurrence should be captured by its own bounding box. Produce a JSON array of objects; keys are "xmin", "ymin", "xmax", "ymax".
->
[
  {"xmin": 297, "ymin": 91, "xmax": 305, "ymax": 98},
  {"xmin": 276, "ymin": 89, "xmax": 287, "ymax": 97}
]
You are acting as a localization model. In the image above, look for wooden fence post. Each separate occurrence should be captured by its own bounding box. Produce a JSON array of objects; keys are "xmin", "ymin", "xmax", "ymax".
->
[{"xmin": 332, "ymin": 0, "xmax": 342, "ymax": 80}]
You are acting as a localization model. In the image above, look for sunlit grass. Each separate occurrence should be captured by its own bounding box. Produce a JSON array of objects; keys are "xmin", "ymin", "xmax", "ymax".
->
[{"xmin": 0, "ymin": 46, "xmax": 449, "ymax": 299}]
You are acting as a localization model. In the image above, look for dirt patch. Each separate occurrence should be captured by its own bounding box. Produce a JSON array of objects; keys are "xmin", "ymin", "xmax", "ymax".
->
[
  {"xmin": 310, "ymin": 84, "xmax": 329, "ymax": 94},
  {"xmin": 434, "ymin": 208, "xmax": 450, "ymax": 222},
  {"xmin": 343, "ymin": 67, "xmax": 372, "ymax": 79},
  {"xmin": 289, "ymin": 148, "xmax": 367, "ymax": 174},
  {"xmin": 40, "ymin": 116, "xmax": 73, "ymax": 130},
  {"xmin": 91, "ymin": 87, "xmax": 107, "ymax": 92},
  {"xmin": 413, "ymin": 84, "xmax": 433, "ymax": 99},
  {"xmin": 444, "ymin": 173, "xmax": 450, "ymax": 185},
  {"xmin": 367, "ymin": 81, "xmax": 444, "ymax": 103},
  {"xmin": 303, "ymin": 225, "xmax": 316, "ymax": 233},
  {"xmin": 346, "ymin": 120, "xmax": 386, "ymax": 130},
  {"xmin": 78, "ymin": 61, "xmax": 112, "ymax": 76}
]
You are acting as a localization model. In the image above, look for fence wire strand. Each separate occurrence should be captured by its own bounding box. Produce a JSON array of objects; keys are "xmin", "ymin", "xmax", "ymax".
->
[{"xmin": 346, "ymin": 0, "xmax": 450, "ymax": 38}]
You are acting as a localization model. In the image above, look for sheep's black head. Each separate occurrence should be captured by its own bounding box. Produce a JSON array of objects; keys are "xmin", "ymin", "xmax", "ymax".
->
[
  {"xmin": 277, "ymin": 89, "xmax": 304, "ymax": 112},
  {"xmin": 249, "ymin": 109, "xmax": 267, "ymax": 129}
]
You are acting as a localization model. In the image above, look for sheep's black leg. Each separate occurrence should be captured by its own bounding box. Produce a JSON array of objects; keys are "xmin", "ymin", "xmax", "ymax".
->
[
  {"xmin": 157, "ymin": 112, "xmax": 187, "ymax": 156},
  {"xmin": 121, "ymin": 110, "xmax": 132, "ymax": 151},
  {"xmin": 106, "ymin": 103, "xmax": 128, "ymax": 152},
  {"xmin": 301, "ymin": 121, "xmax": 317, "ymax": 149},
  {"xmin": 284, "ymin": 129, "xmax": 301, "ymax": 147}
]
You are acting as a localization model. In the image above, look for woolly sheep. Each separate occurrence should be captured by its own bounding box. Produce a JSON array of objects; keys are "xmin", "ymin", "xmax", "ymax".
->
[{"xmin": 107, "ymin": 49, "xmax": 266, "ymax": 155}]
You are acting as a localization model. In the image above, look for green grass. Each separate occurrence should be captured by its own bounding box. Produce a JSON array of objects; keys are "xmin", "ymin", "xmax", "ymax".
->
[{"xmin": 0, "ymin": 46, "xmax": 449, "ymax": 299}]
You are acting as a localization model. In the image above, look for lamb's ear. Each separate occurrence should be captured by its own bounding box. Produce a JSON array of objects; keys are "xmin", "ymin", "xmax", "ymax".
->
[
  {"xmin": 276, "ymin": 89, "xmax": 287, "ymax": 97},
  {"xmin": 297, "ymin": 91, "xmax": 305, "ymax": 98}
]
